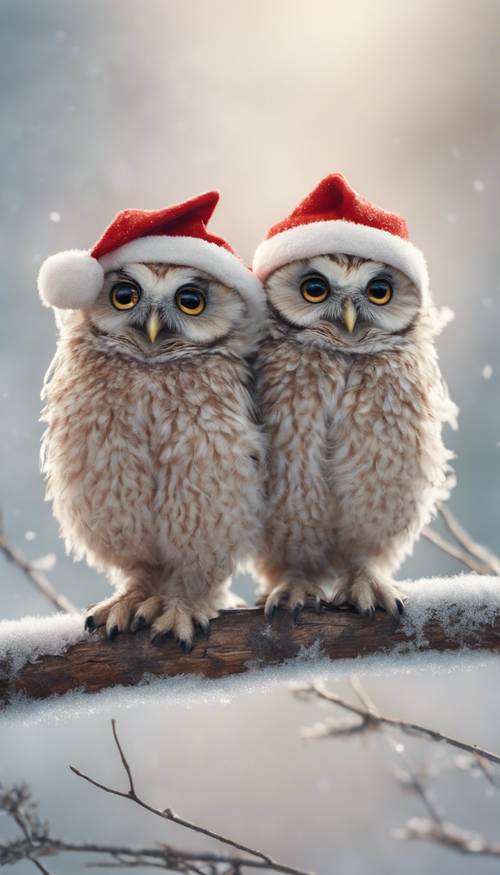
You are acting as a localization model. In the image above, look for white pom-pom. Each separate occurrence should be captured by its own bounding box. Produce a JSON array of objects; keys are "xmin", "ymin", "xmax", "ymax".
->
[{"xmin": 37, "ymin": 249, "xmax": 104, "ymax": 309}]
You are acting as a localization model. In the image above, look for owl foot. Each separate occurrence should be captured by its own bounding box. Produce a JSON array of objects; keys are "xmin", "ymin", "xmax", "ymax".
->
[
  {"xmin": 330, "ymin": 571, "xmax": 405, "ymax": 618},
  {"xmin": 263, "ymin": 582, "xmax": 327, "ymax": 622},
  {"xmin": 84, "ymin": 591, "xmax": 150, "ymax": 640},
  {"xmin": 148, "ymin": 598, "xmax": 219, "ymax": 651}
]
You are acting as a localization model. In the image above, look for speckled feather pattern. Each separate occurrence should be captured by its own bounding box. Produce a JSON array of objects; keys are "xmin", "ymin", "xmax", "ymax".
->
[
  {"xmin": 253, "ymin": 255, "xmax": 456, "ymax": 616},
  {"xmin": 41, "ymin": 290, "xmax": 264, "ymax": 645}
]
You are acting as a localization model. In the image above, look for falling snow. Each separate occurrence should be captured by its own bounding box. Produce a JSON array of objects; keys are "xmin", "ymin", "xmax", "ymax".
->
[
  {"xmin": 482, "ymin": 365, "xmax": 493, "ymax": 380},
  {"xmin": 49, "ymin": 211, "xmax": 61, "ymax": 223},
  {"xmin": 473, "ymin": 179, "xmax": 485, "ymax": 193}
]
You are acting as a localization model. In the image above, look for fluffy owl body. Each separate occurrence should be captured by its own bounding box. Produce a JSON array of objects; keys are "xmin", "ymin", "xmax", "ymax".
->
[
  {"xmin": 41, "ymin": 262, "xmax": 264, "ymax": 647},
  {"xmin": 253, "ymin": 254, "xmax": 456, "ymax": 616}
]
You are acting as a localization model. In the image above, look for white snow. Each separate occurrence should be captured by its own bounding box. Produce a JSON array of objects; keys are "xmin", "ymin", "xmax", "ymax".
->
[
  {"xmin": 473, "ymin": 179, "xmax": 484, "ymax": 192},
  {"xmin": 482, "ymin": 364, "xmax": 493, "ymax": 380},
  {"xmin": 1, "ymin": 575, "xmax": 499, "ymax": 725},
  {"xmin": 31, "ymin": 553, "xmax": 57, "ymax": 572},
  {"xmin": 49, "ymin": 211, "xmax": 61, "ymax": 223},
  {"xmin": 24, "ymin": 531, "xmax": 36, "ymax": 541},
  {"xmin": 0, "ymin": 612, "xmax": 85, "ymax": 674}
]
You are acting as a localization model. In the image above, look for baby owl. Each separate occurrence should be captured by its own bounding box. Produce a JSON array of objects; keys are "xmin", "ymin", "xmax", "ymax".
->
[
  {"xmin": 252, "ymin": 173, "xmax": 456, "ymax": 619},
  {"xmin": 37, "ymin": 191, "xmax": 265, "ymax": 649}
]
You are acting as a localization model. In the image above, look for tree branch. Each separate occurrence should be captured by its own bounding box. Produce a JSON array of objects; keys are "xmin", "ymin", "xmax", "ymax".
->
[
  {"xmin": 295, "ymin": 680, "xmax": 500, "ymax": 767},
  {"xmin": 0, "ymin": 514, "xmax": 76, "ymax": 614},
  {"xmin": 2, "ymin": 578, "xmax": 500, "ymax": 708},
  {"xmin": 0, "ymin": 722, "xmax": 311, "ymax": 875},
  {"xmin": 69, "ymin": 720, "xmax": 309, "ymax": 875}
]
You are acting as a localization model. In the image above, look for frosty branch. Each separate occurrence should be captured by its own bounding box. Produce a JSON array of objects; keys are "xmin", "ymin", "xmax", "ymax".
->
[
  {"xmin": 0, "ymin": 720, "xmax": 311, "ymax": 875},
  {"xmin": 0, "ymin": 514, "xmax": 76, "ymax": 614},
  {"xmin": 293, "ymin": 677, "xmax": 500, "ymax": 860}
]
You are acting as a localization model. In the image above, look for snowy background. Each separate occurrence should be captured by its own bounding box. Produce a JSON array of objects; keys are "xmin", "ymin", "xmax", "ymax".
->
[{"xmin": 0, "ymin": 0, "xmax": 499, "ymax": 872}]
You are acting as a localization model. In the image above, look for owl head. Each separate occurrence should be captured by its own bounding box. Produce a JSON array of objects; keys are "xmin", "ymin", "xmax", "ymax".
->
[
  {"xmin": 262, "ymin": 253, "xmax": 421, "ymax": 352},
  {"xmin": 38, "ymin": 191, "xmax": 265, "ymax": 361},
  {"xmin": 253, "ymin": 173, "xmax": 431, "ymax": 353}
]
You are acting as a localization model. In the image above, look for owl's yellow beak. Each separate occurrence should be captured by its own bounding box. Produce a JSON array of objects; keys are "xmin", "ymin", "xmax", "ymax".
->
[
  {"xmin": 342, "ymin": 297, "xmax": 357, "ymax": 333},
  {"xmin": 146, "ymin": 310, "xmax": 161, "ymax": 343}
]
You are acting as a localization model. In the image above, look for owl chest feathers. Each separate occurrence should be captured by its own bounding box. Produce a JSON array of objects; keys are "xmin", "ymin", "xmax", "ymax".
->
[
  {"xmin": 41, "ymin": 337, "xmax": 263, "ymax": 568},
  {"xmin": 257, "ymin": 337, "xmax": 452, "ymax": 563}
]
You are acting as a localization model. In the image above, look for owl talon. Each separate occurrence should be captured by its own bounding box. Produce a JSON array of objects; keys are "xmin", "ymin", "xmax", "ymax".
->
[
  {"xmin": 197, "ymin": 619, "xmax": 210, "ymax": 638},
  {"xmin": 84, "ymin": 615, "xmax": 95, "ymax": 633},
  {"xmin": 130, "ymin": 614, "xmax": 148, "ymax": 633},
  {"xmin": 150, "ymin": 632, "xmax": 163, "ymax": 647},
  {"xmin": 292, "ymin": 603, "xmax": 303, "ymax": 624},
  {"xmin": 178, "ymin": 638, "xmax": 193, "ymax": 653},
  {"xmin": 360, "ymin": 606, "xmax": 376, "ymax": 621},
  {"xmin": 396, "ymin": 598, "xmax": 405, "ymax": 615},
  {"xmin": 265, "ymin": 603, "xmax": 278, "ymax": 621},
  {"xmin": 107, "ymin": 624, "xmax": 119, "ymax": 640}
]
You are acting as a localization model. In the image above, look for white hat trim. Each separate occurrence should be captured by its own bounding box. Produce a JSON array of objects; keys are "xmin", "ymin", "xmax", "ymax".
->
[
  {"xmin": 253, "ymin": 220, "xmax": 429, "ymax": 296},
  {"xmin": 38, "ymin": 236, "xmax": 264, "ymax": 313},
  {"xmin": 100, "ymin": 236, "xmax": 263, "ymax": 310}
]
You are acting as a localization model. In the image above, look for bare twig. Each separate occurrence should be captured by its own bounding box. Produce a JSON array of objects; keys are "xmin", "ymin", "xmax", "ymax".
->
[
  {"xmin": 295, "ymin": 676, "xmax": 500, "ymax": 863},
  {"xmin": 69, "ymin": 720, "xmax": 310, "ymax": 875},
  {"xmin": 0, "ymin": 513, "xmax": 76, "ymax": 614},
  {"xmin": 295, "ymin": 680, "xmax": 500, "ymax": 767},
  {"xmin": 423, "ymin": 503, "xmax": 500, "ymax": 576},
  {"xmin": 438, "ymin": 503, "xmax": 500, "ymax": 575},
  {"xmin": 421, "ymin": 527, "xmax": 489, "ymax": 574},
  {"xmin": 399, "ymin": 817, "xmax": 500, "ymax": 858},
  {"xmin": 0, "ymin": 777, "xmax": 311, "ymax": 874}
]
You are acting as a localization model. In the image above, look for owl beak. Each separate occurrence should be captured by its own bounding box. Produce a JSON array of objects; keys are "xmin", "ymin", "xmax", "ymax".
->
[
  {"xmin": 146, "ymin": 310, "xmax": 161, "ymax": 343},
  {"xmin": 342, "ymin": 297, "xmax": 357, "ymax": 333}
]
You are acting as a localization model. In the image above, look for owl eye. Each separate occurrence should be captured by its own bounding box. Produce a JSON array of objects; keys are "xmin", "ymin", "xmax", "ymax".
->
[
  {"xmin": 175, "ymin": 285, "xmax": 206, "ymax": 316},
  {"xmin": 300, "ymin": 274, "xmax": 330, "ymax": 304},
  {"xmin": 367, "ymin": 278, "xmax": 393, "ymax": 305},
  {"xmin": 110, "ymin": 282, "xmax": 141, "ymax": 310}
]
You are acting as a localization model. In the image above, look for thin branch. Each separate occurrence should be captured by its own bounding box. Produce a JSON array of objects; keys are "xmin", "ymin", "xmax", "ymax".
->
[
  {"xmin": 0, "ymin": 513, "xmax": 76, "ymax": 614},
  {"xmin": 296, "ymin": 681, "xmax": 500, "ymax": 768},
  {"xmin": 70, "ymin": 720, "xmax": 310, "ymax": 875},
  {"xmin": 438, "ymin": 503, "xmax": 500, "ymax": 575},
  {"xmin": 399, "ymin": 817, "xmax": 500, "ymax": 858},
  {"xmin": 29, "ymin": 859, "xmax": 53, "ymax": 875},
  {"xmin": 421, "ymin": 527, "xmax": 488, "ymax": 574}
]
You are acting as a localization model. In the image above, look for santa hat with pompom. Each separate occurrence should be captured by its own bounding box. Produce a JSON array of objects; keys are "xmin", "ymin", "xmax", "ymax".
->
[
  {"xmin": 38, "ymin": 190, "xmax": 263, "ymax": 313},
  {"xmin": 253, "ymin": 173, "xmax": 428, "ymax": 297}
]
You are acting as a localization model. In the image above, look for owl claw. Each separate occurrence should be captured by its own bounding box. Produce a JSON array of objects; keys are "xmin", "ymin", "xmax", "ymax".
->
[
  {"xmin": 178, "ymin": 638, "xmax": 193, "ymax": 653},
  {"xmin": 396, "ymin": 598, "xmax": 405, "ymax": 615},
  {"xmin": 197, "ymin": 619, "xmax": 211, "ymax": 638},
  {"xmin": 107, "ymin": 624, "xmax": 119, "ymax": 641},
  {"xmin": 130, "ymin": 614, "xmax": 148, "ymax": 633},
  {"xmin": 84, "ymin": 615, "xmax": 95, "ymax": 633},
  {"xmin": 265, "ymin": 603, "xmax": 278, "ymax": 621},
  {"xmin": 292, "ymin": 603, "xmax": 303, "ymax": 624},
  {"xmin": 360, "ymin": 606, "xmax": 376, "ymax": 621},
  {"xmin": 150, "ymin": 632, "xmax": 163, "ymax": 647}
]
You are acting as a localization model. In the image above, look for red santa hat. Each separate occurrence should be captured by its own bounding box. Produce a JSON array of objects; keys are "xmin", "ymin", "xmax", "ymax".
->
[
  {"xmin": 38, "ymin": 190, "xmax": 263, "ymax": 313},
  {"xmin": 253, "ymin": 173, "xmax": 428, "ymax": 296}
]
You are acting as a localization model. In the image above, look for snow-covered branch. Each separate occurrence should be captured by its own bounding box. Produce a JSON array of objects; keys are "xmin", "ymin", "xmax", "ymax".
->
[{"xmin": 1, "ymin": 575, "xmax": 500, "ymax": 710}]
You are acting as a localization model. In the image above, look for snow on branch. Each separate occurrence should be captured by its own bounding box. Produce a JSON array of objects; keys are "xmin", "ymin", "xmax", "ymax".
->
[{"xmin": 1, "ymin": 575, "xmax": 500, "ymax": 712}]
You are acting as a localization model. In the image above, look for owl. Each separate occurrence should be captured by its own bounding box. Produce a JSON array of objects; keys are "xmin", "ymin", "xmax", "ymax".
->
[
  {"xmin": 251, "ymin": 174, "xmax": 456, "ymax": 619},
  {"xmin": 38, "ymin": 192, "xmax": 266, "ymax": 650}
]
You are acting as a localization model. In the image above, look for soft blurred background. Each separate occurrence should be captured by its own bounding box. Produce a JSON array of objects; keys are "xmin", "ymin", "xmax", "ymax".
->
[{"xmin": 0, "ymin": 0, "xmax": 499, "ymax": 872}]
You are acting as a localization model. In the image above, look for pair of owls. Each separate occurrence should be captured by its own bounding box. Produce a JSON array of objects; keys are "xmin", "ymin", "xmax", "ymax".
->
[{"xmin": 38, "ymin": 176, "xmax": 455, "ymax": 650}]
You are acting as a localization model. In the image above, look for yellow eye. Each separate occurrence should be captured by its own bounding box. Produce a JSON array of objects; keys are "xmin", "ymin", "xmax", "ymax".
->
[
  {"xmin": 367, "ymin": 278, "xmax": 393, "ymax": 305},
  {"xmin": 300, "ymin": 274, "xmax": 330, "ymax": 304},
  {"xmin": 175, "ymin": 286, "xmax": 206, "ymax": 316},
  {"xmin": 110, "ymin": 282, "xmax": 141, "ymax": 310}
]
